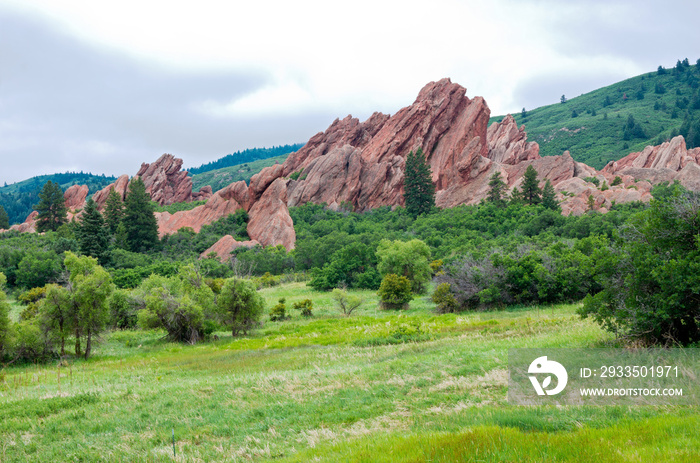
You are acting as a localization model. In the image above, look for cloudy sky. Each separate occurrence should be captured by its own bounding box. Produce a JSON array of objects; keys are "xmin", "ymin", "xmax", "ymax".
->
[{"xmin": 1, "ymin": 0, "xmax": 698, "ymax": 185}]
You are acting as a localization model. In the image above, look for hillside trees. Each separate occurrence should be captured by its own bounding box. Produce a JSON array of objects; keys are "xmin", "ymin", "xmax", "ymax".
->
[
  {"xmin": 0, "ymin": 205, "xmax": 8, "ymax": 229},
  {"xmin": 403, "ymin": 148, "xmax": 435, "ymax": 217},
  {"xmin": 35, "ymin": 180, "xmax": 67, "ymax": 232},
  {"xmin": 120, "ymin": 177, "xmax": 159, "ymax": 252},
  {"xmin": 0, "ymin": 273, "xmax": 10, "ymax": 357},
  {"xmin": 521, "ymin": 165, "xmax": 542, "ymax": 205},
  {"xmin": 487, "ymin": 172, "xmax": 507, "ymax": 206},
  {"xmin": 76, "ymin": 198, "xmax": 110, "ymax": 263}
]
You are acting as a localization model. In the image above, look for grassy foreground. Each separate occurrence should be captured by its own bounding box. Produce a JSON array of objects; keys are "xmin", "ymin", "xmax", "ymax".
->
[{"xmin": 1, "ymin": 283, "xmax": 697, "ymax": 462}]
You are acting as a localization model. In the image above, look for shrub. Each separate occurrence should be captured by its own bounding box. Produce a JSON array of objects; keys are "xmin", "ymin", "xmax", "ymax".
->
[
  {"xmin": 331, "ymin": 289, "xmax": 363, "ymax": 316},
  {"xmin": 377, "ymin": 274, "xmax": 413, "ymax": 310},
  {"xmin": 579, "ymin": 188, "xmax": 700, "ymax": 345},
  {"xmin": 611, "ymin": 176, "xmax": 623, "ymax": 186},
  {"xmin": 269, "ymin": 298, "xmax": 289, "ymax": 322},
  {"xmin": 432, "ymin": 283, "xmax": 459, "ymax": 313},
  {"xmin": 293, "ymin": 299, "xmax": 313, "ymax": 317},
  {"xmin": 584, "ymin": 176, "xmax": 600, "ymax": 186},
  {"xmin": 376, "ymin": 239, "xmax": 431, "ymax": 293},
  {"xmin": 216, "ymin": 278, "xmax": 264, "ymax": 336}
]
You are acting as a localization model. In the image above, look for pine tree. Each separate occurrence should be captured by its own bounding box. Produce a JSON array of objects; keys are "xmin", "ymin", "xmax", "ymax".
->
[
  {"xmin": 487, "ymin": 171, "xmax": 507, "ymax": 206},
  {"xmin": 103, "ymin": 188, "xmax": 124, "ymax": 234},
  {"xmin": 0, "ymin": 205, "xmax": 9, "ymax": 229},
  {"xmin": 541, "ymin": 180, "xmax": 560, "ymax": 211},
  {"xmin": 35, "ymin": 180, "xmax": 67, "ymax": 232},
  {"xmin": 403, "ymin": 148, "xmax": 435, "ymax": 217},
  {"xmin": 121, "ymin": 177, "xmax": 159, "ymax": 252},
  {"xmin": 76, "ymin": 198, "xmax": 110, "ymax": 263},
  {"xmin": 509, "ymin": 186, "xmax": 523, "ymax": 204},
  {"xmin": 521, "ymin": 165, "xmax": 542, "ymax": 205}
]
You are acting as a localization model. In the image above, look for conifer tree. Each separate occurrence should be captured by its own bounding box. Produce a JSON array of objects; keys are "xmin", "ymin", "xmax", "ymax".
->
[
  {"xmin": 0, "ymin": 205, "xmax": 9, "ymax": 229},
  {"xmin": 103, "ymin": 188, "xmax": 124, "ymax": 234},
  {"xmin": 121, "ymin": 177, "xmax": 159, "ymax": 252},
  {"xmin": 509, "ymin": 186, "xmax": 523, "ymax": 204},
  {"xmin": 76, "ymin": 198, "xmax": 110, "ymax": 263},
  {"xmin": 403, "ymin": 148, "xmax": 435, "ymax": 217},
  {"xmin": 487, "ymin": 171, "xmax": 507, "ymax": 206},
  {"xmin": 541, "ymin": 180, "xmax": 560, "ymax": 211},
  {"xmin": 35, "ymin": 180, "xmax": 67, "ymax": 232},
  {"xmin": 521, "ymin": 165, "xmax": 542, "ymax": 205}
]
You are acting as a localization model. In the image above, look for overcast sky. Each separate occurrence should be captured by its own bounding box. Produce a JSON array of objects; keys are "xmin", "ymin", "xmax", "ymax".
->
[{"xmin": 1, "ymin": 0, "xmax": 699, "ymax": 185}]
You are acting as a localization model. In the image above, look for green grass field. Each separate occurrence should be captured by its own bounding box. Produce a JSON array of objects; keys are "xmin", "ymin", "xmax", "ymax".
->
[{"xmin": 1, "ymin": 283, "xmax": 697, "ymax": 462}]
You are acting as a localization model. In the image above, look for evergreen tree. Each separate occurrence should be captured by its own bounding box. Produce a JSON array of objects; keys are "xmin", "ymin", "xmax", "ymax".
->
[
  {"xmin": 403, "ymin": 148, "xmax": 435, "ymax": 217},
  {"xmin": 509, "ymin": 186, "xmax": 523, "ymax": 204},
  {"xmin": 521, "ymin": 165, "xmax": 542, "ymax": 205},
  {"xmin": 35, "ymin": 180, "xmax": 67, "ymax": 232},
  {"xmin": 76, "ymin": 198, "xmax": 110, "ymax": 263},
  {"xmin": 0, "ymin": 205, "xmax": 9, "ymax": 229},
  {"xmin": 541, "ymin": 180, "xmax": 560, "ymax": 211},
  {"xmin": 103, "ymin": 188, "xmax": 124, "ymax": 234},
  {"xmin": 121, "ymin": 178, "xmax": 159, "ymax": 252},
  {"xmin": 487, "ymin": 171, "xmax": 507, "ymax": 206}
]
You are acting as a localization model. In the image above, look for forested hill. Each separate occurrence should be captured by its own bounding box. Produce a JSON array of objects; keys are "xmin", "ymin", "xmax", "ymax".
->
[
  {"xmin": 492, "ymin": 58, "xmax": 700, "ymax": 169},
  {"xmin": 0, "ymin": 172, "xmax": 116, "ymax": 225},
  {"xmin": 188, "ymin": 144, "xmax": 304, "ymax": 175}
]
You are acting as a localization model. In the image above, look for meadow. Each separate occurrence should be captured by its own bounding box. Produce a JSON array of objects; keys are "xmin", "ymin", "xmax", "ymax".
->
[{"xmin": 1, "ymin": 283, "xmax": 697, "ymax": 462}]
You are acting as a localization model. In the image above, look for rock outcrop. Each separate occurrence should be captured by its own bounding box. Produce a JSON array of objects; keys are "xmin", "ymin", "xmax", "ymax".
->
[
  {"xmin": 64, "ymin": 185, "xmax": 89, "ymax": 210},
  {"xmin": 136, "ymin": 154, "xmax": 213, "ymax": 205},
  {"xmin": 200, "ymin": 235, "xmax": 260, "ymax": 261},
  {"xmin": 247, "ymin": 178, "xmax": 296, "ymax": 250},
  {"xmin": 92, "ymin": 174, "xmax": 130, "ymax": 208},
  {"xmin": 487, "ymin": 115, "xmax": 540, "ymax": 165}
]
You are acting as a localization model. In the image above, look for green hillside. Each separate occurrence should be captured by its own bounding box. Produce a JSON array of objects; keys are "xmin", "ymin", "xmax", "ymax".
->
[
  {"xmin": 192, "ymin": 153, "xmax": 290, "ymax": 192},
  {"xmin": 492, "ymin": 59, "xmax": 700, "ymax": 169},
  {"xmin": 188, "ymin": 144, "xmax": 303, "ymax": 175},
  {"xmin": 0, "ymin": 172, "xmax": 116, "ymax": 225}
]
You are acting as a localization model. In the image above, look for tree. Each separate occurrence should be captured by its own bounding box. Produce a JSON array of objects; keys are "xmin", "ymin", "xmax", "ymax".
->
[
  {"xmin": 217, "ymin": 278, "xmax": 264, "ymax": 336},
  {"xmin": 35, "ymin": 180, "xmax": 67, "ymax": 232},
  {"xmin": 541, "ymin": 180, "xmax": 560, "ymax": 211},
  {"xmin": 509, "ymin": 186, "xmax": 523, "ymax": 204},
  {"xmin": 0, "ymin": 205, "xmax": 9, "ymax": 229},
  {"xmin": 521, "ymin": 108, "xmax": 527, "ymax": 120},
  {"xmin": 121, "ymin": 177, "xmax": 159, "ymax": 252},
  {"xmin": 560, "ymin": 95, "xmax": 567, "ymax": 104},
  {"xmin": 403, "ymin": 148, "xmax": 435, "ymax": 217},
  {"xmin": 331, "ymin": 288, "xmax": 363, "ymax": 316},
  {"xmin": 487, "ymin": 171, "xmax": 507, "ymax": 206},
  {"xmin": 579, "ymin": 188, "xmax": 700, "ymax": 345},
  {"xmin": 521, "ymin": 165, "xmax": 542, "ymax": 205},
  {"xmin": 377, "ymin": 274, "xmax": 413, "ymax": 310},
  {"xmin": 40, "ymin": 283, "xmax": 72, "ymax": 356},
  {"xmin": 76, "ymin": 198, "xmax": 109, "ymax": 263},
  {"xmin": 657, "ymin": 65, "xmax": 667, "ymax": 75},
  {"xmin": 103, "ymin": 188, "xmax": 124, "ymax": 234},
  {"xmin": 376, "ymin": 239, "xmax": 432, "ymax": 293},
  {"xmin": 64, "ymin": 252, "xmax": 114, "ymax": 359}
]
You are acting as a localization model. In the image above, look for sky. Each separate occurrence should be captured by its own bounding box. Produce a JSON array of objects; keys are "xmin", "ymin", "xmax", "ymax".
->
[{"xmin": 1, "ymin": 0, "xmax": 699, "ymax": 185}]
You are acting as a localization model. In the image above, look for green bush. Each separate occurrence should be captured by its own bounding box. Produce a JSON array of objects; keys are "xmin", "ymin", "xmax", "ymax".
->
[
  {"xmin": 108, "ymin": 289, "xmax": 140, "ymax": 329},
  {"xmin": 579, "ymin": 188, "xmax": 700, "ymax": 345},
  {"xmin": 293, "ymin": 299, "xmax": 313, "ymax": 317},
  {"xmin": 269, "ymin": 298, "xmax": 289, "ymax": 322},
  {"xmin": 377, "ymin": 274, "xmax": 413, "ymax": 310},
  {"xmin": 216, "ymin": 278, "xmax": 264, "ymax": 336},
  {"xmin": 432, "ymin": 283, "xmax": 459, "ymax": 314},
  {"xmin": 611, "ymin": 176, "xmax": 623, "ymax": 186}
]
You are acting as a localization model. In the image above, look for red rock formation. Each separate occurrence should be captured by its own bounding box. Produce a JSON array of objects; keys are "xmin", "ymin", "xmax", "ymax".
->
[
  {"xmin": 136, "ymin": 153, "xmax": 213, "ymax": 205},
  {"xmin": 9, "ymin": 211, "xmax": 38, "ymax": 233},
  {"xmin": 92, "ymin": 174, "xmax": 130, "ymax": 208},
  {"xmin": 63, "ymin": 184, "xmax": 89, "ymax": 210},
  {"xmin": 200, "ymin": 235, "xmax": 260, "ymax": 261},
  {"xmin": 487, "ymin": 115, "xmax": 540, "ymax": 165},
  {"xmin": 155, "ymin": 192, "xmax": 243, "ymax": 237},
  {"xmin": 247, "ymin": 178, "xmax": 296, "ymax": 251}
]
